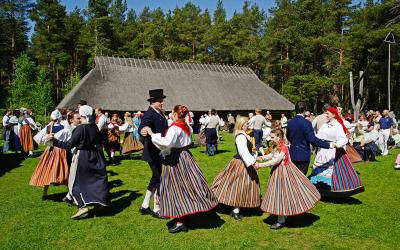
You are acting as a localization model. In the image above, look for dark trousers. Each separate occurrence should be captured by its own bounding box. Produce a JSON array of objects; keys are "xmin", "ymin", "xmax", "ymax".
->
[
  {"xmin": 292, "ymin": 160, "xmax": 310, "ymax": 175},
  {"xmin": 147, "ymin": 160, "xmax": 162, "ymax": 191},
  {"xmin": 254, "ymin": 129, "xmax": 263, "ymax": 149}
]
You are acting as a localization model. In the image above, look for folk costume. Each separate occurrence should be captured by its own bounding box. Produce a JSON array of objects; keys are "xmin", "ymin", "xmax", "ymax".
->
[
  {"xmin": 150, "ymin": 119, "xmax": 218, "ymax": 232},
  {"xmin": 119, "ymin": 115, "xmax": 143, "ymax": 154},
  {"xmin": 53, "ymin": 105, "xmax": 108, "ymax": 219},
  {"xmin": 138, "ymin": 89, "xmax": 168, "ymax": 217},
  {"xmin": 30, "ymin": 111, "xmax": 70, "ymax": 198},
  {"xmin": 106, "ymin": 116, "xmax": 121, "ymax": 162},
  {"xmin": 19, "ymin": 112, "xmax": 37, "ymax": 156},
  {"xmin": 259, "ymin": 140, "xmax": 321, "ymax": 229},
  {"xmin": 286, "ymin": 114, "xmax": 331, "ymax": 175},
  {"xmin": 309, "ymin": 108, "xmax": 364, "ymax": 198},
  {"xmin": 212, "ymin": 131, "xmax": 261, "ymax": 220}
]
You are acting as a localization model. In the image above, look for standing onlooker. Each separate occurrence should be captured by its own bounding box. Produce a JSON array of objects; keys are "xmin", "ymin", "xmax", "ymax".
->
[
  {"xmin": 205, "ymin": 109, "xmax": 220, "ymax": 156},
  {"xmin": 378, "ymin": 110, "xmax": 393, "ymax": 156},
  {"xmin": 312, "ymin": 103, "xmax": 330, "ymax": 134},
  {"xmin": 249, "ymin": 108, "xmax": 270, "ymax": 151},
  {"xmin": 227, "ymin": 113, "xmax": 235, "ymax": 133},
  {"xmin": 280, "ymin": 113, "xmax": 288, "ymax": 134},
  {"xmin": 2, "ymin": 110, "xmax": 11, "ymax": 153},
  {"xmin": 133, "ymin": 111, "xmax": 142, "ymax": 140}
]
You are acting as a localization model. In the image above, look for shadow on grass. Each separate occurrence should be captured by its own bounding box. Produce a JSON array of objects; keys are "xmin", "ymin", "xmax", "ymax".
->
[
  {"xmin": 87, "ymin": 190, "xmax": 142, "ymax": 217},
  {"xmin": 108, "ymin": 179, "xmax": 124, "ymax": 190},
  {"xmin": 199, "ymin": 150, "xmax": 232, "ymax": 154},
  {"xmin": 263, "ymin": 213, "xmax": 320, "ymax": 228},
  {"xmin": 43, "ymin": 191, "xmax": 68, "ymax": 202},
  {"xmin": 0, "ymin": 152, "xmax": 28, "ymax": 177},
  {"xmin": 116, "ymin": 153, "xmax": 142, "ymax": 161},
  {"xmin": 321, "ymin": 196, "xmax": 362, "ymax": 205},
  {"xmin": 216, "ymin": 204, "xmax": 263, "ymax": 217},
  {"xmin": 166, "ymin": 210, "xmax": 225, "ymax": 230},
  {"xmin": 107, "ymin": 170, "xmax": 119, "ymax": 176}
]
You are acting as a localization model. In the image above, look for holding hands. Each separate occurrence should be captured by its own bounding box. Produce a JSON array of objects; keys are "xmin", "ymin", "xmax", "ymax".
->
[{"xmin": 140, "ymin": 126, "xmax": 153, "ymax": 136}]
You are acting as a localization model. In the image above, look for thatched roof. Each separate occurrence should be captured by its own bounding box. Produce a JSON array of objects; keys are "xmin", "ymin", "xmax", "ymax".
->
[{"xmin": 58, "ymin": 56, "xmax": 294, "ymax": 112}]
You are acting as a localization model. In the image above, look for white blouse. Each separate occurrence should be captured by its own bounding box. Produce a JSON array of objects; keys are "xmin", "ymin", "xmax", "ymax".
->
[
  {"xmin": 151, "ymin": 125, "xmax": 193, "ymax": 157},
  {"xmin": 118, "ymin": 123, "xmax": 136, "ymax": 133},
  {"xmin": 317, "ymin": 119, "xmax": 348, "ymax": 148},
  {"xmin": 236, "ymin": 132, "xmax": 256, "ymax": 167}
]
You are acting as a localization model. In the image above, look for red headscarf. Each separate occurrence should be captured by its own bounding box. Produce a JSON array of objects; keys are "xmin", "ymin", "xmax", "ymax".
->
[{"xmin": 327, "ymin": 107, "xmax": 349, "ymax": 134}]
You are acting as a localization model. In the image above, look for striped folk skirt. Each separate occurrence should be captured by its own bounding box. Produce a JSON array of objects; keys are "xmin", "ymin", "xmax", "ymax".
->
[
  {"xmin": 211, "ymin": 158, "xmax": 261, "ymax": 208},
  {"xmin": 331, "ymin": 149, "xmax": 364, "ymax": 194},
  {"xmin": 121, "ymin": 132, "xmax": 143, "ymax": 154},
  {"xmin": 20, "ymin": 124, "xmax": 33, "ymax": 153},
  {"xmin": 261, "ymin": 162, "xmax": 321, "ymax": 216},
  {"xmin": 310, "ymin": 148, "xmax": 364, "ymax": 197},
  {"xmin": 159, "ymin": 149, "xmax": 218, "ymax": 218},
  {"xmin": 30, "ymin": 146, "xmax": 69, "ymax": 187}
]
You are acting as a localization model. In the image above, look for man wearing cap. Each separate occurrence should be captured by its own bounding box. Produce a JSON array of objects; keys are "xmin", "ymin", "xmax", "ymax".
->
[{"xmin": 138, "ymin": 89, "xmax": 168, "ymax": 218}]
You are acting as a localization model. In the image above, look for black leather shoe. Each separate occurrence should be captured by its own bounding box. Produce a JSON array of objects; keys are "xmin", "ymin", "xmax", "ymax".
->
[
  {"xmin": 270, "ymin": 222, "xmax": 284, "ymax": 230},
  {"xmin": 231, "ymin": 212, "xmax": 243, "ymax": 221},
  {"xmin": 168, "ymin": 223, "xmax": 188, "ymax": 233},
  {"xmin": 152, "ymin": 212, "xmax": 165, "ymax": 219},
  {"xmin": 139, "ymin": 207, "xmax": 154, "ymax": 215}
]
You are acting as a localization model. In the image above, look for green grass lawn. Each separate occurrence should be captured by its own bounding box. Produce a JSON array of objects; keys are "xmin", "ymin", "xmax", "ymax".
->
[{"xmin": 0, "ymin": 132, "xmax": 399, "ymax": 249}]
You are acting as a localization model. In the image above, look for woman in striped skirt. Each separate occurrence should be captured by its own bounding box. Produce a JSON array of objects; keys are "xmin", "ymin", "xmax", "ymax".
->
[
  {"xmin": 257, "ymin": 129, "xmax": 321, "ymax": 230},
  {"xmin": 120, "ymin": 112, "xmax": 143, "ymax": 155},
  {"xmin": 309, "ymin": 108, "xmax": 364, "ymax": 198},
  {"xmin": 212, "ymin": 116, "xmax": 261, "ymax": 220},
  {"xmin": 143, "ymin": 105, "xmax": 218, "ymax": 233},
  {"xmin": 30, "ymin": 110, "xmax": 70, "ymax": 199},
  {"xmin": 19, "ymin": 109, "xmax": 38, "ymax": 156}
]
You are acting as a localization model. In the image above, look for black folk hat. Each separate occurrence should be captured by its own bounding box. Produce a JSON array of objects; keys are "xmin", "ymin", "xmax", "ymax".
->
[{"xmin": 147, "ymin": 89, "xmax": 166, "ymax": 102}]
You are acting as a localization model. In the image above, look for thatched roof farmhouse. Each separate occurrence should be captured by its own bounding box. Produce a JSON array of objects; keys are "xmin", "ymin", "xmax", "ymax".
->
[{"xmin": 58, "ymin": 56, "xmax": 294, "ymax": 115}]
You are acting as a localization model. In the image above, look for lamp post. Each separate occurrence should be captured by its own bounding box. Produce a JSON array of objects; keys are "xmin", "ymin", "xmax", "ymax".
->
[{"xmin": 384, "ymin": 32, "xmax": 395, "ymax": 111}]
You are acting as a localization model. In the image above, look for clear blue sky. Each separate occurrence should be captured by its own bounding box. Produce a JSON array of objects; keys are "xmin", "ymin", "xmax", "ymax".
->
[
  {"xmin": 60, "ymin": 0, "xmax": 275, "ymax": 15},
  {"xmin": 28, "ymin": 0, "xmax": 276, "ymax": 38}
]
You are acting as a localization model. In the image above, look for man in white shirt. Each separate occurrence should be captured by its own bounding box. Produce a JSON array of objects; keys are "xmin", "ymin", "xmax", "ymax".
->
[
  {"xmin": 248, "ymin": 108, "xmax": 271, "ymax": 150},
  {"xmin": 312, "ymin": 103, "xmax": 330, "ymax": 134},
  {"xmin": 2, "ymin": 110, "xmax": 11, "ymax": 153}
]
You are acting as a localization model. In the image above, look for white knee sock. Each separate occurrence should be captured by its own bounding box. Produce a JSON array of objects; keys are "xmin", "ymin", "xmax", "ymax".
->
[
  {"xmin": 141, "ymin": 190, "xmax": 153, "ymax": 208},
  {"xmin": 233, "ymin": 207, "xmax": 240, "ymax": 214},
  {"xmin": 153, "ymin": 193, "xmax": 160, "ymax": 213},
  {"xmin": 111, "ymin": 151, "xmax": 115, "ymax": 158}
]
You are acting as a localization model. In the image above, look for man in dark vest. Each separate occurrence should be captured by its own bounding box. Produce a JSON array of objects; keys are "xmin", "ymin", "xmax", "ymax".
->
[
  {"xmin": 138, "ymin": 89, "xmax": 168, "ymax": 218},
  {"xmin": 286, "ymin": 101, "xmax": 334, "ymax": 175}
]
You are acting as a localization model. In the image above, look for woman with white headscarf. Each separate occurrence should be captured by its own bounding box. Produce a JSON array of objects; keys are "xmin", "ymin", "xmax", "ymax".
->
[
  {"xmin": 50, "ymin": 105, "xmax": 109, "ymax": 219},
  {"xmin": 30, "ymin": 110, "xmax": 70, "ymax": 198}
]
